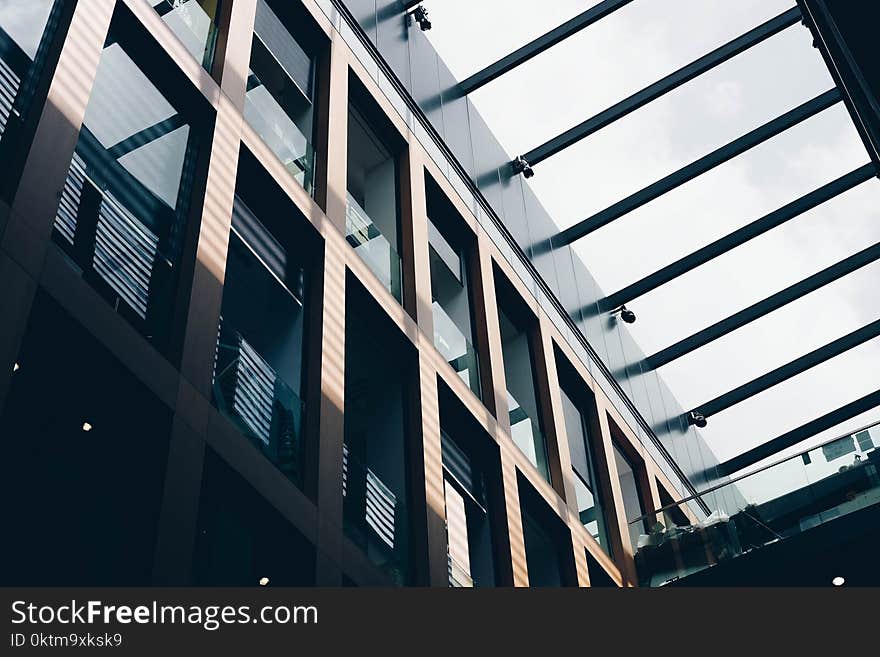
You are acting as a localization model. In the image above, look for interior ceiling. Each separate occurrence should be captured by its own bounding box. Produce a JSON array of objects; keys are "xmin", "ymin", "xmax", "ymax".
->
[{"xmin": 423, "ymin": 0, "xmax": 880, "ymax": 470}]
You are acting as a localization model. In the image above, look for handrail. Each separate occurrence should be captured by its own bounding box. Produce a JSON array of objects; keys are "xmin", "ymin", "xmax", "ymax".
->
[{"xmin": 628, "ymin": 418, "xmax": 880, "ymax": 526}]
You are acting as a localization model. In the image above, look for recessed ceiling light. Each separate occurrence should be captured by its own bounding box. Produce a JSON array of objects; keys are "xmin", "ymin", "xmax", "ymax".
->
[
  {"xmin": 13, "ymin": 362, "xmax": 20, "ymax": 372},
  {"xmin": 832, "ymin": 576, "xmax": 845, "ymax": 586},
  {"xmin": 259, "ymin": 577, "xmax": 269, "ymax": 586},
  {"xmin": 82, "ymin": 422, "xmax": 93, "ymax": 432}
]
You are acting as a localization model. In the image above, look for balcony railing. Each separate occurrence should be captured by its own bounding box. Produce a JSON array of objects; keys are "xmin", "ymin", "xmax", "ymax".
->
[
  {"xmin": 507, "ymin": 392, "xmax": 550, "ymax": 481},
  {"xmin": 432, "ymin": 301, "xmax": 481, "ymax": 398},
  {"xmin": 342, "ymin": 444, "xmax": 409, "ymax": 585},
  {"xmin": 629, "ymin": 420, "xmax": 880, "ymax": 586},
  {"xmin": 244, "ymin": 75, "xmax": 315, "ymax": 192},
  {"xmin": 213, "ymin": 318, "xmax": 305, "ymax": 487},
  {"xmin": 345, "ymin": 193, "xmax": 403, "ymax": 301},
  {"xmin": 448, "ymin": 553, "xmax": 475, "ymax": 588}
]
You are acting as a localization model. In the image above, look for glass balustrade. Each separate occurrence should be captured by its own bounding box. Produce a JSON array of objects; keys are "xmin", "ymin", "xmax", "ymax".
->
[
  {"xmin": 212, "ymin": 318, "xmax": 305, "ymax": 488},
  {"xmin": 244, "ymin": 76, "xmax": 315, "ymax": 192},
  {"xmin": 629, "ymin": 421, "xmax": 880, "ymax": 586},
  {"xmin": 345, "ymin": 193, "xmax": 403, "ymax": 301},
  {"xmin": 508, "ymin": 392, "xmax": 550, "ymax": 481},
  {"xmin": 342, "ymin": 443, "xmax": 409, "ymax": 585},
  {"xmin": 244, "ymin": 0, "xmax": 317, "ymax": 193},
  {"xmin": 150, "ymin": 0, "xmax": 221, "ymax": 70},
  {"xmin": 448, "ymin": 553, "xmax": 475, "ymax": 587},
  {"xmin": 432, "ymin": 301, "xmax": 480, "ymax": 397}
]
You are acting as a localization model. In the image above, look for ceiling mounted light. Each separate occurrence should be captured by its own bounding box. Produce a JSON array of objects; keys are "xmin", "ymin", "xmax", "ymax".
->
[
  {"xmin": 611, "ymin": 305, "xmax": 636, "ymax": 324},
  {"xmin": 512, "ymin": 155, "xmax": 534, "ymax": 178},
  {"xmin": 82, "ymin": 422, "xmax": 93, "ymax": 432},
  {"xmin": 832, "ymin": 576, "xmax": 845, "ymax": 586},
  {"xmin": 409, "ymin": 5, "xmax": 431, "ymax": 31},
  {"xmin": 13, "ymin": 362, "xmax": 20, "ymax": 372},
  {"xmin": 688, "ymin": 410, "xmax": 708, "ymax": 429},
  {"xmin": 259, "ymin": 577, "xmax": 269, "ymax": 586}
]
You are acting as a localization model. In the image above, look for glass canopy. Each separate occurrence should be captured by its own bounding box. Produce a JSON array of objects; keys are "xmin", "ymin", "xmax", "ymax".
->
[{"xmin": 425, "ymin": 0, "xmax": 880, "ymax": 474}]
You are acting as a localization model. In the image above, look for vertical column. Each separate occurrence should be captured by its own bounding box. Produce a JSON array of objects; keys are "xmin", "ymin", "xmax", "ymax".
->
[
  {"xmin": 218, "ymin": 0, "xmax": 258, "ymax": 108},
  {"xmin": 571, "ymin": 532, "xmax": 592, "ymax": 586},
  {"xmin": 152, "ymin": 416, "xmax": 206, "ymax": 585},
  {"xmin": 313, "ymin": 233, "xmax": 347, "ymax": 585},
  {"xmin": 593, "ymin": 400, "xmax": 638, "ymax": 584},
  {"xmin": 499, "ymin": 451, "xmax": 530, "ymax": 586},
  {"xmin": 533, "ymin": 312, "xmax": 576, "ymax": 502},
  {"xmin": 399, "ymin": 147, "xmax": 434, "ymax": 334},
  {"xmin": 155, "ymin": 2, "xmax": 255, "ymax": 583},
  {"xmin": 316, "ymin": 35, "xmax": 350, "ymax": 230},
  {"xmin": 0, "ymin": 0, "xmax": 115, "ymax": 413},
  {"xmin": 472, "ymin": 232, "xmax": 509, "ymax": 427},
  {"xmin": 645, "ymin": 462, "xmax": 664, "ymax": 520},
  {"xmin": 2, "ymin": 0, "xmax": 115, "ymax": 277},
  {"xmin": 177, "ymin": 15, "xmax": 252, "ymax": 396},
  {"xmin": 410, "ymin": 350, "xmax": 451, "ymax": 586}
]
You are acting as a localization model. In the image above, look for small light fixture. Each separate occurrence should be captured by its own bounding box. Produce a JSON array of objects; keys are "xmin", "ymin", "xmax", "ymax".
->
[
  {"xmin": 259, "ymin": 577, "xmax": 269, "ymax": 586},
  {"xmin": 512, "ymin": 155, "xmax": 534, "ymax": 178},
  {"xmin": 409, "ymin": 5, "xmax": 431, "ymax": 31},
  {"xmin": 611, "ymin": 305, "xmax": 636, "ymax": 324},
  {"xmin": 82, "ymin": 421, "xmax": 93, "ymax": 432},
  {"xmin": 13, "ymin": 362, "xmax": 20, "ymax": 372},
  {"xmin": 688, "ymin": 410, "xmax": 708, "ymax": 429},
  {"xmin": 832, "ymin": 576, "xmax": 845, "ymax": 586}
]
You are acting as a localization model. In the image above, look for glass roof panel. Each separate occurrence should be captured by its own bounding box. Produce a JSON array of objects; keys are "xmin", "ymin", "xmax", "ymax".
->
[{"xmin": 424, "ymin": 1, "xmax": 879, "ymax": 467}]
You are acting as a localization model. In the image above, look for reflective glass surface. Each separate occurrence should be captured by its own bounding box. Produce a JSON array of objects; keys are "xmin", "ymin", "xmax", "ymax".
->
[
  {"xmin": 560, "ymin": 387, "xmax": 610, "ymax": 552},
  {"xmin": 631, "ymin": 421, "xmax": 880, "ymax": 586},
  {"xmin": 150, "ymin": 0, "xmax": 221, "ymax": 71},
  {"xmin": 212, "ymin": 201, "xmax": 307, "ymax": 487},
  {"xmin": 0, "ymin": 0, "xmax": 58, "ymax": 145},
  {"xmin": 345, "ymin": 192, "xmax": 403, "ymax": 300},
  {"xmin": 52, "ymin": 33, "xmax": 203, "ymax": 353},
  {"xmin": 244, "ymin": 0, "xmax": 317, "ymax": 192}
]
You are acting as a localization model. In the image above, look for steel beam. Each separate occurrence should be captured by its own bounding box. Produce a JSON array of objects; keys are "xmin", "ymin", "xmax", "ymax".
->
[
  {"xmin": 559, "ymin": 89, "xmax": 841, "ymax": 245},
  {"xmin": 693, "ymin": 318, "xmax": 880, "ymax": 419},
  {"xmin": 518, "ymin": 7, "xmax": 801, "ymax": 169},
  {"xmin": 647, "ymin": 239, "xmax": 880, "ymax": 369},
  {"xmin": 718, "ymin": 388, "xmax": 880, "ymax": 475},
  {"xmin": 402, "ymin": 1, "xmax": 424, "ymax": 10},
  {"xmin": 458, "ymin": 0, "xmax": 634, "ymax": 96},
  {"xmin": 600, "ymin": 163, "xmax": 876, "ymax": 310}
]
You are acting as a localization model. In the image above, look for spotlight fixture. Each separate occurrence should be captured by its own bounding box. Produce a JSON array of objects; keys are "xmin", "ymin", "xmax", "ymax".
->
[
  {"xmin": 259, "ymin": 577, "xmax": 269, "ymax": 586},
  {"xmin": 832, "ymin": 576, "xmax": 845, "ymax": 586},
  {"xmin": 409, "ymin": 5, "xmax": 431, "ymax": 31},
  {"xmin": 82, "ymin": 421, "xmax": 93, "ymax": 432},
  {"xmin": 611, "ymin": 305, "xmax": 636, "ymax": 324},
  {"xmin": 688, "ymin": 411, "xmax": 707, "ymax": 428},
  {"xmin": 13, "ymin": 362, "xmax": 20, "ymax": 372},
  {"xmin": 512, "ymin": 155, "xmax": 534, "ymax": 178}
]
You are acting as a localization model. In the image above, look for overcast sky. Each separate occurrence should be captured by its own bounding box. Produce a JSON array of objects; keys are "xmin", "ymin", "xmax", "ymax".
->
[{"xmin": 425, "ymin": 0, "xmax": 880, "ymax": 482}]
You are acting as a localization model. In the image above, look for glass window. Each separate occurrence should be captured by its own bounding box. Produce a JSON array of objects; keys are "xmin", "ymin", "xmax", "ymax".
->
[
  {"xmin": 0, "ymin": 0, "xmax": 61, "ymax": 151},
  {"xmin": 613, "ymin": 443, "xmax": 649, "ymax": 552},
  {"xmin": 427, "ymin": 198, "xmax": 480, "ymax": 398},
  {"xmin": 497, "ymin": 282, "xmax": 549, "ymax": 480},
  {"xmin": 342, "ymin": 289, "xmax": 412, "ymax": 584},
  {"xmin": 51, "ymin": 19, "xmax": 206, "ymax": 355},
  {"xmin": 211, "ymin": 194, "xmax": 308, "ymax": 488},
  {"xmin": 244, "ymin": 0, "xmax": 319, "ymax": 193},
  {"xmin": 441, "ymin": 431, "xmax": 496, "ymax": 587},
  {"xmin": 560, "ymin": 388, "xmax": 611, "ymax": 553},
  {"xmin": 150, "ymin": 0, "xmax": 222, "ymax": 71},
  {"xmin": 521, "ymin": 505, "xmax": 565, "ymax": 587},
  {"xmin": 346, "ymin": 100, "xmax": 402, "ymax": 301}
]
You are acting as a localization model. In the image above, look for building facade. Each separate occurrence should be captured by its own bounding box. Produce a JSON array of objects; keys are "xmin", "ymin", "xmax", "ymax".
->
[{"xmin": 1, "ymin": 0, "xmax": 877, "ymax": 587}]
